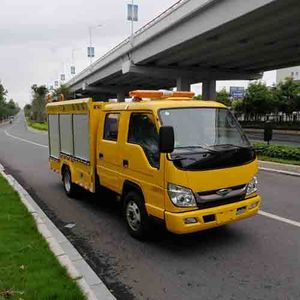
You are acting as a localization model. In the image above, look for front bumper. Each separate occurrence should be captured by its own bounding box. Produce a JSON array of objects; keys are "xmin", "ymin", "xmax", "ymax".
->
[{"xmin": 165, "ymin": 195, "xmax": 261, "ymax": 234}]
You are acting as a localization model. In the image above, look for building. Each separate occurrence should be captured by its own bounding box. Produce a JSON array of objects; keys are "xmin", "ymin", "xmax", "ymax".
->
[{"xmin": 276, "ymin": 66, "xmax": 300, "ymax": 84}]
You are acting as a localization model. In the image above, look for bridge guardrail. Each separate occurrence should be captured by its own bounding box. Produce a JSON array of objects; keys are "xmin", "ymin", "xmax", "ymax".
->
[{"xmin": 68, "ymin": 0, "xmax": 190, "ymax": 86}]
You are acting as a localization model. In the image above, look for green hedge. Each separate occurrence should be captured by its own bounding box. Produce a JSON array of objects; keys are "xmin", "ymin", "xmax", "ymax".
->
[
  {"xmin": 26, "ymin": 117, "xmax": 48, "ymax": 131},
  {"xmin": 254, "ymin": 143, "xmax": 300, "ymax": 161},
  {"xmin": 30, "ymin": 121, "xmax": 48, "ymax": 131}
]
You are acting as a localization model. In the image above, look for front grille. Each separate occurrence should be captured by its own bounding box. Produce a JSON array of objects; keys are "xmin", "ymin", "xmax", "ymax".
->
[
  {"xmin": 197, "ymin": 184, "xmax": 246, "ymax": 196},
  {"xmin": 197, "ymin": 195, "xmax": 245, "ymax": 209},
  {"xmin": 196, "ymin": 184, "xmax": 247, "ymax": 209}
]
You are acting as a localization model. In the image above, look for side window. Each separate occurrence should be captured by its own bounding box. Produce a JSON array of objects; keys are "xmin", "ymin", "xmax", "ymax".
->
[
  {"xmin": 103, "ymin": 113, "xmax": 119, "ymax": 141},
  {"xmin": 128, "ymin": 113, "xmax": 159, "ymax": 168}
]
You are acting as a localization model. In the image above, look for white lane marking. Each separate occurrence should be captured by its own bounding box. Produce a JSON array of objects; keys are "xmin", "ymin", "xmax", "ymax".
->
[
  {"xmin": 4, "ymin": 130, "xmax": 48, "ymax": 148},
  {"xmin": 259, "ymin": 210, "xmax": 300, "ymax": 228}
]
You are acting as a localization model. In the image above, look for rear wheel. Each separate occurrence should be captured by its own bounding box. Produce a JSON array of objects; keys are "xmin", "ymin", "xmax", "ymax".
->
[
  {"xmin": 124, "ymin": 191, "xmax": 150, "ymax": 239},
  {"xmin": 62, "ymin": 167, "xmax": 78, "ymax": 197}
]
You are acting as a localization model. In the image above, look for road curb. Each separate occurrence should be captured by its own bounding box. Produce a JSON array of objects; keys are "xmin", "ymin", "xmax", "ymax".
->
[
  {"xmin": 244, "ymin": 128, "xmax": 300, "ymax": 135},
  {"xmin": 24, "ymin": 116, "xmax": 48, "ymax": 135},
  {"xmin": 27, "ymin": 125, "xmax": 47, "ymax": 134},
  {"xmin": 0, "ymin": 163, "xmax": 116, "ymax": 300},
  {"xmin": 259, "ymin": 167, "xmax": 300, "ymax": 177},
  {"xmin": 258, "ymin": 160, "xmax": 300, "ymax": 177}
]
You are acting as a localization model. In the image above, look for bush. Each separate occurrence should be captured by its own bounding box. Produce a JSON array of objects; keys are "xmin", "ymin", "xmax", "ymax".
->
[{"xmin": 254, "ymin": 143, "xmax": 300, "ymax": 161}]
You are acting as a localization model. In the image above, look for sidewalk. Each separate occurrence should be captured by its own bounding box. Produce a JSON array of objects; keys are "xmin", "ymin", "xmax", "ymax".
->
[
  {"xmin": 259, "ymin": 160, "xmax": 300, "ymax": 177},
  {"xmin": 0, "ymin": 120, "xmax": 10, "ymax": 126}
]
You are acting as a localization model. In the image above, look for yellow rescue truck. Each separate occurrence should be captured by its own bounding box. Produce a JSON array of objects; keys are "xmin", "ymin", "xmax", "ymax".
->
[{"xmin": 46, "ymin": 90, "xmax": 261, "ymax": 238}]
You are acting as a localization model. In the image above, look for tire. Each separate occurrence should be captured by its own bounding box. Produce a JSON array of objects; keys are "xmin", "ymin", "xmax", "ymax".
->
[
  {"xmin": 124, "ymin": 191, "xmax": 150, "ymax": 239},
  {"xmin": 62, "ymin": 167, "xmax": 78, "ymax": 198}
]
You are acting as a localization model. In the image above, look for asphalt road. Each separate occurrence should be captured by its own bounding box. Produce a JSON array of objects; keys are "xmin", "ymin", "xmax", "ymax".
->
[
  {"xmin": 1, "ymin": 113, "xmax": 300, "ymax": 300},
  {"xmin": 245, "ymin": 129, "xmax": 300, "ymax": 147}
]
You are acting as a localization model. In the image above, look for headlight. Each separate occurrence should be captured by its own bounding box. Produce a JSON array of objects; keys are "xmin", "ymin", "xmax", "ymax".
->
[
  {"xmin": 246, "ymin": 177, "xmax": 258, "ymax": 196},
  {"xmin": 167, "ymin": 183, "xmax": 197, "ymax": 207}
]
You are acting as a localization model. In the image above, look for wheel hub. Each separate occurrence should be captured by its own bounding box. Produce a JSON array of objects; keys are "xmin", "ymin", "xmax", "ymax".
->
[
  {"xmin": 126, "ymin": 200, "xmax": 141, "ymax": 232},
  {"xmin": 64, "ymin": 172, "xmax": 71, "ymax": 193}
]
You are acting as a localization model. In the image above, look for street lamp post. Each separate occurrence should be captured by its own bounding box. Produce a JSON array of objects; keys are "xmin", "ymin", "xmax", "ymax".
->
[
  {"xmin": 130, "ymin": 0, "xmax": 134, "ymax": 39},
  {"xmin": 60, "ymin": 62, "xmax": 66, "ymax": 84},
  {"xmin": 88, "ymin": 25, "xmax": 102, "ymax": 65},
  {"xmin": 71, "ymin": 48, "xmax": 80, "ymax": 76},
  {"xmin": 127, "ymin": 1, "xmax": 138, "ymax": 47}
]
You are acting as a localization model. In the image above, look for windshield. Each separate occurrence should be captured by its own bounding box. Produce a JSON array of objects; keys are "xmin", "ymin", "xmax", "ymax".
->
[
  {"xmin": 159, "ymin": 107, "xmax": 254, "ymax": 171},
  {"xmin": 159, "ymin": 107, "xmax": 250, "ymax": 150}
]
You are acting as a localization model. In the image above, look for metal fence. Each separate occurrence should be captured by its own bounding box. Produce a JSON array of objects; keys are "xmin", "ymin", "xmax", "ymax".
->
[{"xmin": 237, "ymin": 112, "xmax": 300, "ymax": 123}]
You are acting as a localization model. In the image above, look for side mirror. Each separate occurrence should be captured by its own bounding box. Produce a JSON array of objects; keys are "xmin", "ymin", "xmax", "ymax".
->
[{"xmin": 159, "ymin": 126, "xmax": 174, "ymax": 153}]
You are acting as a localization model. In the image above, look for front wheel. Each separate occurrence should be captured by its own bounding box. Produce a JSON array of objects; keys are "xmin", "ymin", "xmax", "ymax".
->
[
  {"xmin": 124, "ymin": 191, "xmax": 150, "ymax": 239},
  {"xmin": 62, "ymin": 167, "xmax": 78, "ymax": 197}
]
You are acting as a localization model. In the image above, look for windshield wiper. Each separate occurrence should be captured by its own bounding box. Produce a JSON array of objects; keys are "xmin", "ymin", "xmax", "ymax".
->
[
  {"xmin": 170, "ymin": 155, "xmax": 198, "ymax": 162},
  {"xmin": 212, "ymin": 143, "xmax": 250, "ymax": 149},
  {"xmin": 174, "ymin": 145, "xmax": 218, "ymax": 154}
]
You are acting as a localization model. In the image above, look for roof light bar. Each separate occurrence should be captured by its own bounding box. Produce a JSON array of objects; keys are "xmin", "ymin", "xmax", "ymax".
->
[{"xmin": 129, "ymin": 90, "xmax": 195, "ymax": 99}]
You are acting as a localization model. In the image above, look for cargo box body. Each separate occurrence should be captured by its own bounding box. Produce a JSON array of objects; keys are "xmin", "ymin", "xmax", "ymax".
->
[{"xmin": 47, "ymin": 99, "xmax": 103, "ymax": 192}]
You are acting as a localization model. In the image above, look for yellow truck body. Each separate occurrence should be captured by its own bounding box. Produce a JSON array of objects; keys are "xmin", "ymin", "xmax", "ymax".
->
[{"xmin": 46, "ymin": 93, "xmax": 261, "ymax": 238}]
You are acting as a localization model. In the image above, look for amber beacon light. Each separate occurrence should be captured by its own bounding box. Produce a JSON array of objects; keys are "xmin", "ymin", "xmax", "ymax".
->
[{"xmin": 129, "ymin": 90, "xmax": 195, "ymax": 99}]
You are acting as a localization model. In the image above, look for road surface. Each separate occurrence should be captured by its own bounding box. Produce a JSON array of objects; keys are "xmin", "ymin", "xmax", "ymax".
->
[
  {"xmin": 245, "ymin": 129, "xmax": 300, "ymax": 147},
  {"xmin": 0, "ymin": 113, "xmax": 300, "ymax": 300}
]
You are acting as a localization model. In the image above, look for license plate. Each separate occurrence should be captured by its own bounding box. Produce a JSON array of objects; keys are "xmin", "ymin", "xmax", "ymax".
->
[{"xmin": 236, "ymin": 206, "xmax": 247, "ymax": 216}]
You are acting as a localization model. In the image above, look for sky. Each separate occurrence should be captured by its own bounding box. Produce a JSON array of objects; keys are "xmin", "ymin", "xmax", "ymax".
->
[{"xmin": 0, "ymin": 0, "xmax": 276, "ymax": 107}]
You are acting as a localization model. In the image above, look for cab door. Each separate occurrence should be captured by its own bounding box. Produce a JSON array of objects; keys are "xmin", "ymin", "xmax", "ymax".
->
[
  {"xmin": 97, "ymin": 112, "xmax": 122, "ymax": 192},
  {"xmin": 121, "ymin": 112, "xmax": 165, "ymax": 219}
]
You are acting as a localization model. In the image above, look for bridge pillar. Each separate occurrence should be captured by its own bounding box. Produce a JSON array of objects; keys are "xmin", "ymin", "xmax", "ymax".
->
[
  {"xmin": 117, "ymin": 91, "xmax": 126, "ymax": 102},
  {"xmin": 176, "ymin": 77, "xmax": 192, "ymax": 91},
  {"xmin": 202, "ymin": 80, "xmax": 216, "ymax": 100}
]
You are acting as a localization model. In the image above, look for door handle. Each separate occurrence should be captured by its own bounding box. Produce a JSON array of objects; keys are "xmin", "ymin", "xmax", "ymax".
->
[
  {"xmin": 99, "ymin": 153, "xmax": 104, "ymax": 159},
  {"xmin": 123, "ymin": 159, "xmax": 129, "ymax": 168}
]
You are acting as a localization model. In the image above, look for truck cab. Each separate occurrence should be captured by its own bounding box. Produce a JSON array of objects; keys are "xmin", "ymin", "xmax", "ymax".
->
[{"xmin": 47, "ymin": 90, "xmax": 261, "ymax": 239}]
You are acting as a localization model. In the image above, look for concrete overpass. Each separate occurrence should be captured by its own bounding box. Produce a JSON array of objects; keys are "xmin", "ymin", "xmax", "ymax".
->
[{"xmin": 67, "ymin": 0, "xmax": 300, "ymax": 101}]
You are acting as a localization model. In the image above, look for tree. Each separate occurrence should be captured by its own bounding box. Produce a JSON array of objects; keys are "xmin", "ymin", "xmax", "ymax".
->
[
  {"xmin": 231, "ymin": 99, "xmax": 244, "ymax": 113},
  {"xmin": 6, "ymin": 99, "xmax": 19, "ymax": 116},
  {"xmin": 31, "ymin": 84, "xmax": 48, "ymax": 122},
  {"xmin": 0, "ymin": 81, "xmax": 19, "ymax": 120},
  {"xmin": 53, "ymin": 84, "xmax": 72, "ymax": 100},
  {"xmin": 0, "ymin": 82, "xmax": 8, "ymax": 119},
  {"xmin": 216, "ymin": 88, "xmax": 231, "ymax": 106},
  {"xmin": 272, "ymin": 77, "xmax": 300, "ymax": 113},
  {"xmin": 193, "ymin": 94, "xmax": 202, "ymax": 100},
  {"xmin": 242, "ymin": 81, "xmax": 274, "ymax": 119},
  {"xmin": 0, "ymin": 82, "xmax": 7, "ymax": 101},
  {"xmin": 24, "ymin": 104, "xmax": 32, "ymax": 117}
]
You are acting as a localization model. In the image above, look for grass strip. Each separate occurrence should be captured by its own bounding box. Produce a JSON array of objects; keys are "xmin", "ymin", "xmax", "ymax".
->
[
  {"xmin": 0, "ymin": 175, "xmax": 85, "ymax": 300},
  {"xmin": 27, "ymin": 120, "xmax": 48, "ymax": 131}
]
